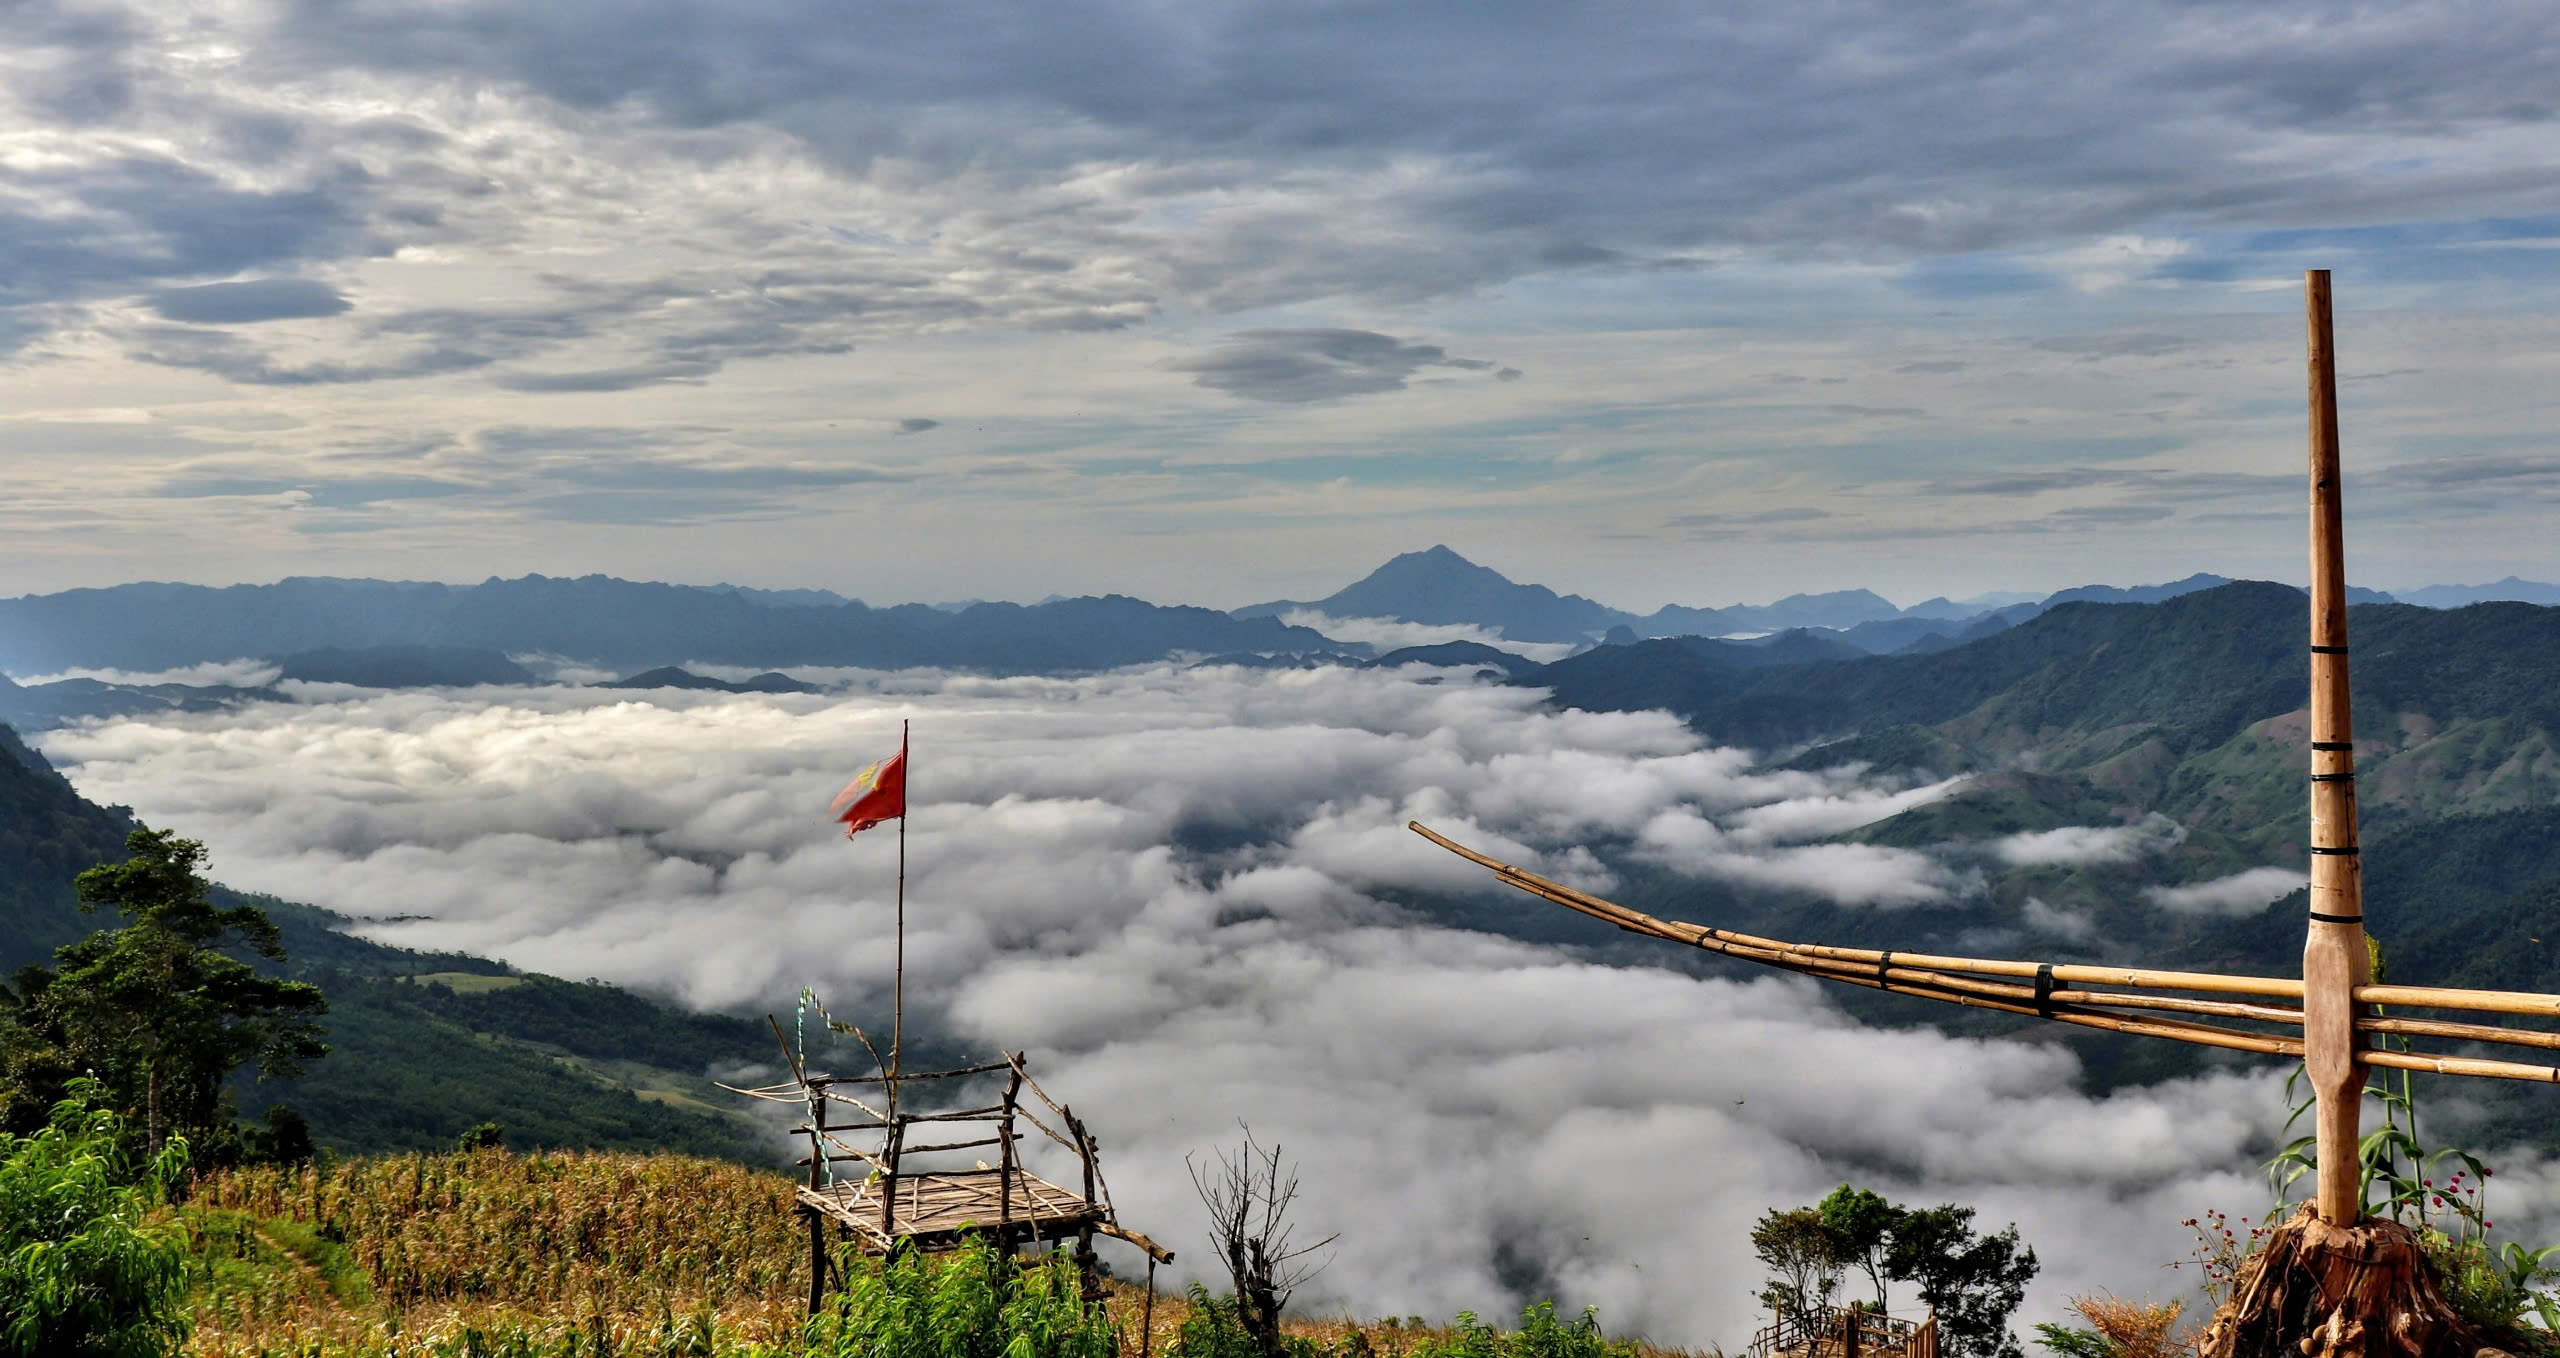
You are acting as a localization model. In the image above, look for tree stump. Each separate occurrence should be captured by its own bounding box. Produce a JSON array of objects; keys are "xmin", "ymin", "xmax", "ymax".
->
[{"xmin": 2199, "ymin": 1205, "xmax": 2495, "ymax": 1358}]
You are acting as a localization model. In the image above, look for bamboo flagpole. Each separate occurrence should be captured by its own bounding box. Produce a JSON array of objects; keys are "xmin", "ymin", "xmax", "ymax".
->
[
  {"xmin": 2301, "ymin": 269, "xmax": 2370, "ymax": 1225},
  {"xmin": 823, "ymin": 723, "xmax": 913, "ymax": 1119},
  {"xmin": 893, "ymin": 719, "xmax": 908, "ymax": 1094}
]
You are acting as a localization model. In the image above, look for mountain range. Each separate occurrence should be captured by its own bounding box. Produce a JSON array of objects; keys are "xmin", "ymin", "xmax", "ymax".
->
[
  {"xmin": 14, "ymin": 570, "xmax": 2560, "ymax": 1152},
  {"xmin": 4, "ymin": 550, "xmax": 2541, "ymax": 687},
  {"xmin": 1242, "ymin": 545, "xmax": 2414, "ymax": 648},
  {"xmin": 0, "ymin": 576, "xmax": 1336, "ymax": 676}
]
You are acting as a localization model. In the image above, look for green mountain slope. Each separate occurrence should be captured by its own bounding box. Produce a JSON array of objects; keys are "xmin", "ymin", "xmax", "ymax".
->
[
  {"xmin": 1540, "ymin": 584, "xmax": 2560, "ymax": 853},
  {"xmin": 0, "ymin": 722, "xmax": 793, "ymax": 1160}
]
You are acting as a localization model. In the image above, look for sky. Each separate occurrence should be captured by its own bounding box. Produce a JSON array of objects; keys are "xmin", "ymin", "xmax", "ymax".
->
[
  {"xmin": 34, "ymin": 662, "xmax": 2456, "ymax": 1347},
  {"xmin": 4, "ymin": 0, "xmax": 2560, "ymax": 609}
]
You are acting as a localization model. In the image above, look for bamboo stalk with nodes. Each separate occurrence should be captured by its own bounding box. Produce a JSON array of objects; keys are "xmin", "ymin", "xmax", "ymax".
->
[{"xmin": 1414, "ymin": 273, "xmax": 2550, "ymax": 1358}]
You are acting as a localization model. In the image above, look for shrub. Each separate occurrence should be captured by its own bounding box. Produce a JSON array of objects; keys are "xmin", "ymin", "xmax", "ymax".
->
[
  {"xmin": 0, "ymin": 1080, "xmax": 192, "ymax": 1357},
  {"xmin": 804, "ymin": 1235, "xmax": 1115, "ymax": 1358}
]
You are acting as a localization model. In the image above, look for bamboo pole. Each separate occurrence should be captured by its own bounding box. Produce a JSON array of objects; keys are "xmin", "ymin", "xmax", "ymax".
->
[
  {"xmin": 2301, "ymin": 268, "xmax": 2370, "ymax": 1225},
  {"xmin": 1407, "ymin": 822, "xmax": 2307, "ymax": 1000},
  {"xmin": 1405, "ymin": 821, "xmax": 2560, "ymax": 1080}
]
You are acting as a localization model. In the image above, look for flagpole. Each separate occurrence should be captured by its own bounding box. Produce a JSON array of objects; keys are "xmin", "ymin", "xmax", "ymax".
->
[{"xmin": 893, "ymin": 719, "xmax": 907, "ymax": 1087}]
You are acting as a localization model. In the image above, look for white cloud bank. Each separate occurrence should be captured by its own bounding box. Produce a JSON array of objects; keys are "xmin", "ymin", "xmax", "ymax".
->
[
  {"xmin": 2145, "ymin": 867, "xmax": 2311, "ymax": 917},
  {"xmin": 1279, "ymin": 611, "xmax": 1583, "ymax": 664},
  {"xmin": 37, "ymin": 666, "xmax": 2343, "ymax": 1345}
]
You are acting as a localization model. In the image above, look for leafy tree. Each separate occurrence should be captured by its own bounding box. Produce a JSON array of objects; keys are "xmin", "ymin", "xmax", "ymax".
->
[
  {"xmin": 15, "ymin": 828, "xmax": 327, "ymax": 1150},
  {"xmin": 1886, "ymin": 1203, "xmax": 2039, "ymax": 1358},
  {"xmin": 0, "ymin": 1079, "xmax": 192, "ymax": 1357},
  {"xmin": 1819, "ymin": 1183, "xmax": 1903, "ymax": 1309},
  {"xmin": 454, "ymin": 1119, "xmax": 504, "ymax": 1152},
  {"xmin": 1751, "ymin": 1205, "xmax": 1844, "ymax": 1337},
  {"xmin": 247, "ymin": 1103, "xmax": 315, "ymax": 1166}
]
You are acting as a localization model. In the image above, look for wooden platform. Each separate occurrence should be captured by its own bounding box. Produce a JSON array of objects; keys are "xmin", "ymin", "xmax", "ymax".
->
[{"xmin": 799, "ymin": 1170, "xmax": 1108, "ymax": 1254}]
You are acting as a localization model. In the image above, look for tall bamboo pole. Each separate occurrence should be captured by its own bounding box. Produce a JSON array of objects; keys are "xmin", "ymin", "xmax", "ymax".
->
[{"xmin": 2301, "ymin": 269, "xmax": 2370, "ymax": 1225}]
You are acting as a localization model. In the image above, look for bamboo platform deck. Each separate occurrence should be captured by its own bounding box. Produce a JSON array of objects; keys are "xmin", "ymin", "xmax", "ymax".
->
[{"xmin": 797, "ymin": 1169, "xmax": 1108, "ymax": 1254}]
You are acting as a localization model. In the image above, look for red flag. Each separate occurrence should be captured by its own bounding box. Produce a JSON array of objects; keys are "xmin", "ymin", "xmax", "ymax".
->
[{"xmin": 828, "ymin": 746, "xmax": 907, "ymax": 837}]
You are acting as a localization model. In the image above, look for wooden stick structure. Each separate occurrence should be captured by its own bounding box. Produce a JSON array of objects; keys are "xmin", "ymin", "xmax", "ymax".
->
[
  {"xmin": 1411, "ymin": 270, "xmax": 2560, "ymax": 1231},
  {"xmin": 730, "ymin": 1045, "xmax": 1172, "ymax": 1314}
]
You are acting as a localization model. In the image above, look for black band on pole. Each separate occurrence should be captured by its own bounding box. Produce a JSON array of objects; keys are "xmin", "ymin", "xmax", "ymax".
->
[
  {"xmin": 2309, "ymin": 845, "xmax": 2361, "ymax": 856},
  {"xmin": 2310, "ymin": 644, "xmax": 2350, "ymax": 654},
  {"xmin": 2034, "ymin": 963, "xmax": 2056, "ymax": 1017},
  {"xmin": 1877, "ymin": 950, "xmax": 1894, "ymax": 982},
  {"xmin": 2312, "ymin": 741, "xmax": 2354, "ymax": 751},
  {"xmin": 2309, "ymin": 772, "xmax": 2356, "ymax": 782},
  {"xmin": 2308, "ymin": 910, "xmax": 2363, "ymax": 924}
]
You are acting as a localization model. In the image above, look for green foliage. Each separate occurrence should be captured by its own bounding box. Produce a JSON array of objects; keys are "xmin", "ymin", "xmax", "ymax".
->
[
  {"xmin": 0, "ymin": 1081, "xmax": 192, "ymax": 1357},
  {"xmin": 1886, "ymin": 1205, "xmax": 2036, "ymax": 1358},
  {"xmin": 1749, "ymin": 1206, "xmax": 1841, "ymax": 1336},
  {"xmin": 1168, "ymin": 1284, "xmax": 1263, "ymax": 1358},
  {"xmin": 1165, "ymin": 1290, "xmax": 1636, "ymax": 1358},
  {"xmin": 456, "ymin": 1121, "xmax": 505, "ymax": 1152},
  {"xmin": 2419, "ymin": 1229, "xmax": 2558, "ymax": 1338},
  {"xmin": 1817, "ymin": 1185, "xmax": 1899, "ymax": 1308},
  {"xmin": 5, "ymin": 828, "xmax": 328, "ymax": 1151},
  {"xmin": 2029, "ymin": 1323, "xmax": 2112, "ymax": 1358},
  {"xmin": 1404, "ymin": 1301, "xmax": 1639, "ymax": 1358},
  {"xmin": 1753, "ymin": 1188, "xmax": 2036, "ymax": 1358},
  {"xmin": 804, "ymin": 1237, "xmax": 1114, "ymax": 1358}
]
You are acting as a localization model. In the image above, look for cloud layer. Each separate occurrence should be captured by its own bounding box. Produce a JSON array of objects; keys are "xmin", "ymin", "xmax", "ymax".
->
[{"xmin": 27, "ymin": 663, "xmax": 2405, "ymax": 1345}]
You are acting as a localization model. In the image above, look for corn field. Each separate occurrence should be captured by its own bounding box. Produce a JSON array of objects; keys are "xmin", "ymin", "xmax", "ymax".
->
[
  {"xmin": 182, "ymin": 1148, "xmax": 811, "ymax": 1354},
  {"xmin": 173, "ymin": 1149, "xmax": 1703, "ymax": 1358}
]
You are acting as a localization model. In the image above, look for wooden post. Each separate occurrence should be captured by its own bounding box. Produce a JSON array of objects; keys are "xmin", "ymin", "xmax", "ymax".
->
[
  {"xmin": 881, "ymin": 1111, "xmax": 905, "ymax": 1236},
  {"xmin": 1842, "ymin": 1308, "xmax": 1859, "ymax": 1358},
  {"xmin": 807, "ymin": 1075, "xmax": 831, "ymax": 1315},
  {"xmin": 1067, "ymin": 1105, "xmax": 1099, "ymax": 1302},
  {"xmin": 1142, "ymin": 1256, "xmax": 1159, "ymax": 1358},
  {"xmin": 2302, "ymin": 268, "xmax": 2371, "ymax": 1226},
  {"xmin": 999, "ymin": 1062, "xmax": 1024, "ymax": 1240}
]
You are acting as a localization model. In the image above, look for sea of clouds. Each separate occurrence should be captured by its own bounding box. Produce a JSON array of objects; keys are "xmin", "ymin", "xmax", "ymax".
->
[{"xmin": 37, "ymin": 662, "xmax": 2547, "ymax": 1348}]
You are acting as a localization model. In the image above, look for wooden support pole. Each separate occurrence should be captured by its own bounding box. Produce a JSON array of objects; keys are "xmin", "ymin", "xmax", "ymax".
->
[
  {"xmin": 999, "ymin": 1063, "xmax": 1023, "ymax": 1239},
  {"xmin": 1068, "ymin": 1105, "xmax": 1100, "ymax": 1302},
  {"xmin": 881, "ymin": 1113, "xmax": 905, "ymax": 1236},
  {"xmin": 2302, "ymin": 268, "xmax": 2371, "ymax": 1226},
  {"xmin": 1142, "ymin": 1256, "xmax": 1159, "ymax": 1358},
  {"xmin": 807, "ymin": 1075, "xmax": 831, "ymax": 1315}
]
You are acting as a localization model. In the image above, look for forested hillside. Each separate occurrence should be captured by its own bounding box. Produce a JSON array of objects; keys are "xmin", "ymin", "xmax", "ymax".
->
[{"xmin": 0, "ymin": 723, "xmax": 795, "ymax": 1159}]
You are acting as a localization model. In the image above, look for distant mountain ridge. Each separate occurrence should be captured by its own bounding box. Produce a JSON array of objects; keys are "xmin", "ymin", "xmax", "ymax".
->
[
  {"xmin": 1239, "ymin": 547, "xmax": 2430, "ymax": 649},
  {"xmin": 0, "ymin": 576, "xmax": 1338, "ymax": 675},
  {"xmin": 1522, "ymin": 581, "xmax": 2560, "ymax": 853}
]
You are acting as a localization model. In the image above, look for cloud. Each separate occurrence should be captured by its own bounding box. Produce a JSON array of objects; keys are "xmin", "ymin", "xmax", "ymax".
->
[
  {"xmin": 10, "ymin": 658, "xmax": 283, "ymax": 688},
  {"xmin": 2144, "ymin": 867, "xmax": 2310, "ymax": 916},
  {"xmin": 896, "ymin": 418, "xmax": 941, "ymax": 434},
  {"xmin": 37, "ymin": 665, "xmax": 2314, "ymax": 1345},
  {"xmin": 1276, "ymin": 610, "xmax": 1578, "ymax": 663},
  {"xmin": 2021, "ymin": 896, "xmax": 2096, "ymax": 943},
  {"xmin": 490, "ymin": 360, "xmax": 723, "ymax": 392},
  {"xmin": 1637, "ymin": 808, "xmax": 1974, "ymax": 906},
  {"xmin": 1172, "ymin": 330, "xmax": 1510, "ymax": 404},
  {"xmin": 1990, "ymin": 818, "xmax": 2183, "ymax": 868},
  {"xmin": 146, "ymin": 279, "xmax": 352, "ymax": 323},
  {"xmin": 2029, "ymin": 333, "xmax": 2193, "ymax": 360}
]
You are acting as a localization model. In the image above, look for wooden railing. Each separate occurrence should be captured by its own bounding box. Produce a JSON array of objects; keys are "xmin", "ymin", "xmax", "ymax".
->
[{"xmin": 1751, "ymin": 1306, "xmax": 1936, "ymax": 1358}]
